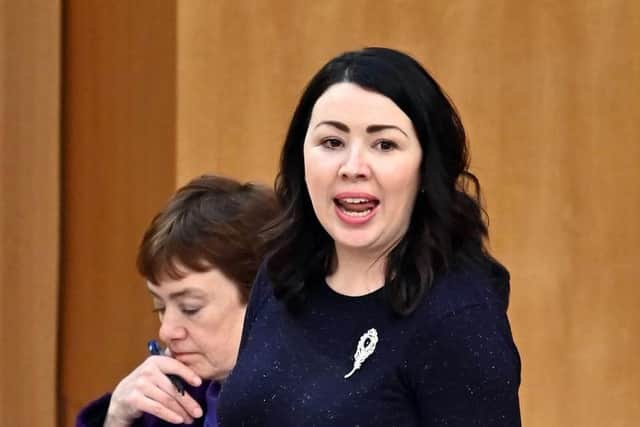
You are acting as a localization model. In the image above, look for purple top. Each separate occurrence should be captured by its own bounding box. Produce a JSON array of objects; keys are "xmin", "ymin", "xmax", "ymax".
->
[{"xmin": 76, "ymin": 381, "xmax": 220, "ymax": 426}]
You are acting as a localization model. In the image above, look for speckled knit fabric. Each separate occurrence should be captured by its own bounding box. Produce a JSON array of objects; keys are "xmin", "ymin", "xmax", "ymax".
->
[{"xmin": 218, "ymin": 263, "xmax": 521, "ymax": 426}]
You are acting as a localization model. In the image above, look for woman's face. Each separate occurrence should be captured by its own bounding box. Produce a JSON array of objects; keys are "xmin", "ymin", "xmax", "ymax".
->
[
  {"xmin": 303, "ymin": 82, "xmax": 423, "ymax": 257},
  {"xmin": 148, "ymin": 268, "xmax": 247, "ymax": 381}
]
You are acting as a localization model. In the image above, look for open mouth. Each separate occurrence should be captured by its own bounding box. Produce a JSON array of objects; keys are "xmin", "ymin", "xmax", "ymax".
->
[{"xmin": 334, "ymin": 197, "xmax": 380, "ymax": 217}]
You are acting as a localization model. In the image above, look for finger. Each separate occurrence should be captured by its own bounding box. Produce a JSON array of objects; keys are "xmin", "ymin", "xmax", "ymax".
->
[
  {"xmin": 150, "ymin": 355, "xmax": 202, "ymax": 387},
  {"xmin": 139, "ymin": 356, "xmax": 204, "ymax": 419},
  {"xmin": 148, "ymin": 366, "xmax": 204, "ymax": 420},
  {"xmin": 136, "ymin": 376, "xmax": 196, "ymax": 423},
  {"xmin": 129, "ymin": 389, "xmax": 188, "ymax": 424},
  {"xmin": 173, "ymin": 388, "xmax": 204, "ymax": 420}
]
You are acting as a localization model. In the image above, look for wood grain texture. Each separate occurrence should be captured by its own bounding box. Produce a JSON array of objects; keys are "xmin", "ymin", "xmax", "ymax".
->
[
  {"xmin": 176, "ymin": 1, "xmax": 640, "ymax": 425},
  {"xmin": 59, "ymin": 1, "xmax": 177, "ymax": 425},
  {"xmin": 0, "ymin": 0, "xmax": 61, "ymax": 425},
  {"xmin": 58, "ymin": 1, "xmax": 639, "ymax": 426}
]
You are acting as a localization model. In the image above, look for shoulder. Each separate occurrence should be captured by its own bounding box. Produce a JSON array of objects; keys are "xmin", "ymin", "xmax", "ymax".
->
[
  {"xmin": 414, "ymin": 261, "xmax": 510, "ymax": 322},
  {"xmin": 401, "ymin": 263, "xmax": 520, "ymax": 390}
]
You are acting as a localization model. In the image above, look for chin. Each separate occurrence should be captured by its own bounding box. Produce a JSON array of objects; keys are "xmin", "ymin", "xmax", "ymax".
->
[
  {"xmin": 334, "ymin": 232, "xmax": 382, "ymax": 250},
  {"xmin": 193, "ymin": 361, "xmax": 230, "ymax": 382},
  {"xmin": 191, "ymin": 365, "xmax": 216, "ymax": 380},
  {"xmin": 205, "ymin": 368, "xmax": 230, "ymax": 382}
]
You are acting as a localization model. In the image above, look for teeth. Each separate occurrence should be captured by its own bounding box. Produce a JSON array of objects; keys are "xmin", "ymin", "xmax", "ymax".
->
[
  {"xmin": 341, "ymin": 198, "xmax": 370, "ymax": 204},
  {"xmin": 339, "ymin": 207, "xmax": 372, "ymax": 217}
]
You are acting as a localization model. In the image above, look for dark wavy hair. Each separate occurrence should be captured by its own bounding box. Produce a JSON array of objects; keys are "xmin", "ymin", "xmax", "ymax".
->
[
  {"xmin": 266, "ymin": 47, "xmax": 508, "ymax": 315},
  {"xmin": 137, "ymin": 174, "xmax": 280, "ymax": 301}
]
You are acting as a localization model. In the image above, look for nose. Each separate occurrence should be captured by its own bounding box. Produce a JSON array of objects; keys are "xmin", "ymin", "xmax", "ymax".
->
[
  {"xmin": 158, "ymin": 308, "xmax": 187, "ymax": 343},
  {"xmin": 338, "ymin": 144, "xmax": 370, "ymax": 180}
]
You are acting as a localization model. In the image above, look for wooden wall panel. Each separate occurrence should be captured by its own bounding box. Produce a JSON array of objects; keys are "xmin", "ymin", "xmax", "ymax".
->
[
  {"xmin": 58, "ymin": 1, "xmax": 639, "ymax": 426},
  {"xmin": 59, "ymin": 1, "xmax": 177, "ymax": 425},
  {"xmin": 466, "ymin": 3, "xmax": 640, "ymax": 423},
  {"xmin": 176, "ymin": 1, "xmax": 640, "ymax": 425},
  {"xmin": 0, "ymin": 1, "xmax": 61, "ymax": 425}
]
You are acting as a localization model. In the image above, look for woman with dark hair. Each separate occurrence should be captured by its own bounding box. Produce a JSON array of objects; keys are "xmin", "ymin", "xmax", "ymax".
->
[
  {"xmin": 218, "ymin": 47, "xmax": 521, "ymax": 426},
  {"xmin": 76, "ymin": 175, "xmax": 280, "ymax": 426}
]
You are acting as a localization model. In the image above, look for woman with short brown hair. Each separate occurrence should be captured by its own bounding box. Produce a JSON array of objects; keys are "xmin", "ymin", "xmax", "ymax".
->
[{"xmin": 77, "ymin": 174, "xmax": 279, "ymax": 426}]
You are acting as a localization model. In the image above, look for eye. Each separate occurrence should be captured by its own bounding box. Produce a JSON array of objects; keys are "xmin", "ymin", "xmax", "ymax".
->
[
  {"xmin": 375, "ymin": 139, "xmax": 398, "ymax": 152},
  {"xmin": 181, "ymin": 307, "xmax": 202, "ymax": 316},
  {"xmin": 321, "ymin": 138, "xmax": 344, "ymax": 149}
]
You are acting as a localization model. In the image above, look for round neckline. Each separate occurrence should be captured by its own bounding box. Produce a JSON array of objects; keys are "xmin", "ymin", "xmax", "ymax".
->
[{"xmin": 320, "ymin": 277, "xmax": 385, "ymax": 301}]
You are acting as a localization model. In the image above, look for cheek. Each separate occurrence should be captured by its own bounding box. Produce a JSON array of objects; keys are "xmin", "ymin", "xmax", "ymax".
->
[
  {"xmin": 406, "ymin": 166, "xmax": 422, "ymax": 192},
  {"xmin": 384, "ymin": 161, "xmax": 421, "ymax": 206},
  {"xmin": 402, "ymin": 151, "xmax": 422, "ymax": 185},
  {"xmin": 199, "ymin": 300, "xmax": 244, "ymax": 344},
  {"xmin": 188, "ymin": 321, "xmax": 229, "ymax": 365},
  {"xmin": 304, "ymin": 152, "xmax": 333, "ymax": 204},
  {"xmin": 385, "ymin": 159, "xmax": 420, "ymax": 186},
  {"xmin": 303, "ymin": 147, "xmax": 316, "ymax": 191}
]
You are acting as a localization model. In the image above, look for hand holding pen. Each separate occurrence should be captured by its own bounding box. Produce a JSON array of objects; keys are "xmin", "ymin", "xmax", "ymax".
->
[
  {"xmin": 103, "ymin": 340, "xmax": 204, "ymax": 426},
  {"xmin": 148, "ymin": 339, "xmax": 186, "ymax": 395}
]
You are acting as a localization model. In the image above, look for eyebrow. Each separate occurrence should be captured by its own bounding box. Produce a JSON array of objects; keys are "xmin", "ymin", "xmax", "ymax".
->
[
  {"xmin": 147, "ymin": 288, "xmax": 206, "ymax": 300},
  {"xmin": 314, "ymin": 120, "xmax": 409, "ymax": 138}
]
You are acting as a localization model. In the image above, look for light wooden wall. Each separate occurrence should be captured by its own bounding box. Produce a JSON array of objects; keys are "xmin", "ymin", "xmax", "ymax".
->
[
  {"xmin": 59, "ymin": 1, "xmax": 177, "ymax": 425},
  {"xmin": 60, "ymin": 1, "xmax": 640, "ymax": 426},
  {"xmin": 0, "ymin": 1, "xmax": 61, "ymax": 425},
  {"xmin": 178, "ymin": 1, "xmax": 640, "ymax": 425}
]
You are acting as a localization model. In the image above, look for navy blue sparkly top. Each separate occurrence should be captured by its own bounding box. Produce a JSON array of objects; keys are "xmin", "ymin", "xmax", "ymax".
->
[{"xmin": 218, "ymin": 263, "xmax": 521, "ymax": 426}]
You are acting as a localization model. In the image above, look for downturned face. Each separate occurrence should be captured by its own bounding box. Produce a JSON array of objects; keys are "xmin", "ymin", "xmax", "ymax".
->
[
  {"xmin": 303, "ymin": 82, "xmax": 422, "ymax": 257},
  {"xmin": 149, "ymin": 268, "xmax": 247, "ymax": 380}
]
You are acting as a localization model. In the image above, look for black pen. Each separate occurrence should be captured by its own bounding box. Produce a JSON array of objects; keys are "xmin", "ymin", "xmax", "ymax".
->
[{"xmin": 148, "ymin": 339, "xmax": 185, "ymax": 395}]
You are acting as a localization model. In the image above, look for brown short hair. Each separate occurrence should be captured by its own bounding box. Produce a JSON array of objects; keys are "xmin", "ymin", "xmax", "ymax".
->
[{"xmin": 137, "ymin": 175, "xmax": 279, "ymax": 299}]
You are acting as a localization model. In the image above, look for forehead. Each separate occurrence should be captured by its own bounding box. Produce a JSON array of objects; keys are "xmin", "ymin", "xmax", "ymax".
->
[
  {"xmin": 309, "ymin": 82, "xmax": 412, "ymax": 128},
  {"xmin": 146, "ymin": 268, "xmax": 237, "ymax": 299}
]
